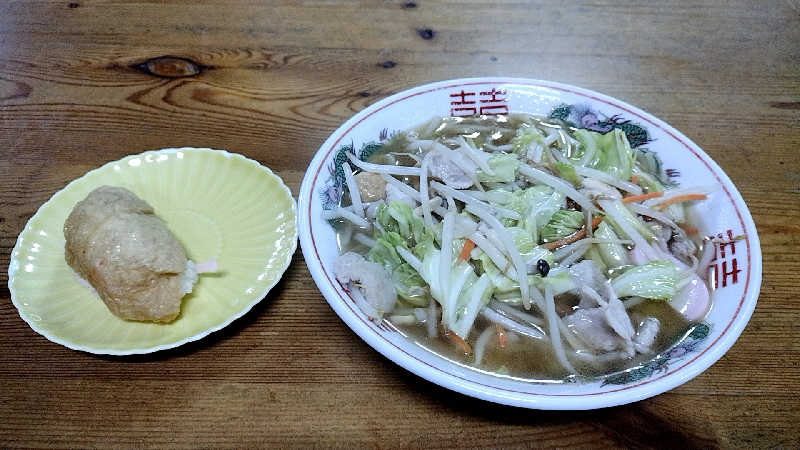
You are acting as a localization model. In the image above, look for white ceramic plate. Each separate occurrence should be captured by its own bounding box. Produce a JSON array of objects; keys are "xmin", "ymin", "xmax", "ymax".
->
[
  {"xmin": 298, "ymin": 78, "xmax": 761, "ymax": 409},
  {"xmin": 9, "ymin": 148, "xmax": 297, "ymax": 355}
]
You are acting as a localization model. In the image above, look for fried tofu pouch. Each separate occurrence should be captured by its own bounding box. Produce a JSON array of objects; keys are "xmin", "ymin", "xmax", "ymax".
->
[{"xmin": 64, "ymin": 186, "xmax": 188, "ymax": 322}]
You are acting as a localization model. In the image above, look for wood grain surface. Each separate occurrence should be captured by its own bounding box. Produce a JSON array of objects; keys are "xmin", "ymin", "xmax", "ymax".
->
[{"xmin": 2, "ymin": 0, "xmax": 799, "ymax": 448}]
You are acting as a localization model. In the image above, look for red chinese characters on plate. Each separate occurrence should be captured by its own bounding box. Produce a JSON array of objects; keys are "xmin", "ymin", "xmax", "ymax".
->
[
  {"xmin": 707, "ymin": 229, "xmax": 743, "ymax": 289},
  {"xmin": 450, "ymin": 88, "xmax": 508, "ymax": 116}
]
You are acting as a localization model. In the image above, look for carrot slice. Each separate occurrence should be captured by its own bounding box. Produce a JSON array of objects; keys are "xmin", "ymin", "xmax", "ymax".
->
[
  {"xmin": 621, "ymin": 191, "xmax": 664, "ymax": 204},
  {"xmin": 655, "ymin": 193, "xmax": 707, "ymax": 209},
  {"xmin": 540, "ymin": 216, "xmax": 603, "ymax": 251},
  {"xmin": 630, "ymin": 174, "xmax": 640, "ymax": 184},
  {"xmin": 457, "ymin": 238, "xmax": 476, "ymax": 262},
  {"xmin": 442, "ymin": 327, "xmax": 473, "ymax": 355}
]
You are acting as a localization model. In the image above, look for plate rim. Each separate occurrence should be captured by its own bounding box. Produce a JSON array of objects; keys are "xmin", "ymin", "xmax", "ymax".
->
[
  {"xmin": 298, "ymin": 77, "xmax": 762, "ymax": 409},
  {"xmin": 8, "ymin": 147, "xmax": 298, "ymax": 355}
]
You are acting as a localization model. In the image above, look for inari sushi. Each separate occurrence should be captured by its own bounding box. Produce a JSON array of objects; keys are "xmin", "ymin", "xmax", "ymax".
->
[{"xmin": 64, "ymin": 186, "xmax": 214, "ymax": 322}]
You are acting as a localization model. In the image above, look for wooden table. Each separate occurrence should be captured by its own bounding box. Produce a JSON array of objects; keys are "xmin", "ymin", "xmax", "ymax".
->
[{"xmin": 2, "ymin": 1, "xmax": 798, "ymax": 447}]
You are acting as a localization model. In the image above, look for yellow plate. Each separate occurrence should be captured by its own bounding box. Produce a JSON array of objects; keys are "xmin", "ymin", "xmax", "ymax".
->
[{"xmin": 8, "ymin": 148, "xmax": 297, "ymax": 354}]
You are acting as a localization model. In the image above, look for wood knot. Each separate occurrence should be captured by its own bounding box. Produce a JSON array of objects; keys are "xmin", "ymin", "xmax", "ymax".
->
[
  {"xmin": 131, "ymin": 56, "xmax": 207, "ymax": 78},
  {"xmin": 0, "ymin": 79, "xmax": 32, "ymax": 101},
  {"xmin": 417, "ymin": 28, "xmax": 435, "ymax": 40},
  {"xmin": 769, "ymin": 101, "xmax": 800, "ymax": 110}
]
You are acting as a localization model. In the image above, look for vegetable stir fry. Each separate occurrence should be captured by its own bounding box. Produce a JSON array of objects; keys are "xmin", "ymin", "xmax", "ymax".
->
[{"xmin": 328, "ymin": 114, "xmax": 713, "ymax": 378}]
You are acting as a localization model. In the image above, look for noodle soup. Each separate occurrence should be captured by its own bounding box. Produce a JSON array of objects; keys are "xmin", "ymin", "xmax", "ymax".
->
[{"xmin": 326, "ymin": 113, "xmax": 713, "ymax": 381}]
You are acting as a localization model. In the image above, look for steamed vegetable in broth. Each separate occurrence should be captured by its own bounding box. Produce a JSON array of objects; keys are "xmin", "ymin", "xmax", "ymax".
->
[{"xmin": 327, "ymin": 113, "xmax": 713, "ymax": 381}]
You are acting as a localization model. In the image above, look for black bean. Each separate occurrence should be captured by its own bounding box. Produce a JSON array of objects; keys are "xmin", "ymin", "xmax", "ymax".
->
[
  {"xmin": 566, "ymin": 198, "xmax": 581, "ymax": 211},
  {"xmin": 537, "ymin": 259, "xmax": 550, "ymax": 277}
]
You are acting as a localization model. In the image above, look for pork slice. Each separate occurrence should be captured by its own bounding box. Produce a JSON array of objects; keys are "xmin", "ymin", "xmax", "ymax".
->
[
  {"xmin": 428, "ymin": 151, "xmax": 475, "ymax": 189},
  {"xmin": 564, "ymin": 308, "xmax": 627, "ymax": 352},
  {"xmin": 333, "ymin": 252, "xmax": 397, "ymax": 319},
  {"xmin": 633, "ymin": 317, "xmax": 660, "ymax": 354},
  {"xmin": 354, "ymin": 172, "xmax": 386, "ymax": 202},
  {"xmin": 604, "ymin": 297, "xmax": 635, "ymax": 341}
]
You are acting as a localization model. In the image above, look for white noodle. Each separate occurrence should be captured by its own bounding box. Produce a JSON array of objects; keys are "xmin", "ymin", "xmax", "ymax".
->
[
  {"xmin": 439, "ymin": 209, "xmax": 456, "ymax": 324},
  {"xmin": 427, "ymin": 299, "xmax": 438, "ymax": 338},
  {"xmin": 529, "ymin": 282, "xmax": 547, "ymax": 311},
  {"xmin": 519, "ymin": 163, "xmax": 594, "ymax": 212},
  {"xmin": 413, "ymin": 196, "xmax": 443, "ymax": 217},
  {"xmin": 388, "ymin": 315, "xmax": 417, "ymax": 326},
  {"xmin": 527, "ymin": 143, "xmax": 544, "ymax": 163},
  {"xmin": 337, "ymin": 224, "xmax": 353, "ymax": 248},
  {"xmin": 697, "ymin": 240, "xmax": 716, "ymax": 280},
  {"xmin": 572, "ymin": 349, "xmax": 630, "ymax": 367},
  {"xmin": 460, "ymin": 190, "xmax": 488, "ymax": 201},
  {"xmin": 432, "ymin": 203, "xmax": 450, "ymax": 218},
  {"xmin": 578, "ymin": 132, "xmax": 597, "ymax": 166},
  {"xmin": 342, "ymin": 162, "xmax": 364, "ymax": 218},
  {"xmin": 580, "ymin": 285, "xmax": 608, "ymax": 307},
  {"xmin": 454, "ymin": 215, "xmax": 478, "ymax": 239},
  {"xmin": 420, "ymin": 152, "xmax": 434, "ymax": 227},
  {"xmin": 543, "ymin": 284, "xmax": 577, "ymax": 374},
  {"xmin": 556, "ymin": 244, "xmax": 591, "ymax": 268},
  {"xmin": 454, "ymin": 136, "xmax": 493, "ymax": 174},
  {"xmin": 480, "ymin": 226, "xmax": 510, "ymax": 258},
  {"xmin": 557, "ymin": 319, "xmax": 589, "ymax": 352},
  {"xmin": 431, "ymin": 182, "xmax": 521, "ymax": 220},
  {"xmin": 381, "ymin": 173, "xmax": 422, "ymax": 202},
  {"xmin": 353, "ymin": 232, "xmax": 376, "ymax": 248},
  {"xmin": 552, "ymin": 238, "xmax": 633, "ymax": 261},
  {"xmin": 484, "ymin": 143, "xmax": 513, "ymax": 152},
  {"xmin": 489, "ymin": 300, "xmax": 545, "ymax": 327},
  {"xmin": 597, "ymin": 199, "xmax": 661, "ymax": 261},
  {"xmin": 347, "ymin": 152, "xmax": 421, "ymax": 176},
  {"xmin": 468, "ymin": 231, "xmax": 511, "ymax": 272},
  {"xmin": 322, "ymin": 207, "xmax": 370, "ymax": 228},
  {"xmin": 466, "ymin": 204, "xmax": 529, "ymax": 308},
  {"xmin": 574, "ymin": 166, "xmax": 642, "ymax": 195},
  {"xmin": 549, "ymin": 146, "xmax": 570, "ymax": 164},
  {"xmin": 473, "ymin": 326, "xmax": 497, "ymax": 366},
  {"xmin": 626, "ymin": 203, "xmax": 687, "ymax": 238},
  {"xmin": 437, "ymin": 147, "xmax": 482, "ymax": 188},
  {"xmin": 349, "ymin": 283, "xmax": 380, "ymax": 321},
  {"xmin": 481, "ymin": 308, "xmax": 546, "ymax": 340},
  {"xmin": 396, "ymin": 245, "xmax": 422, "ymax": 272}
]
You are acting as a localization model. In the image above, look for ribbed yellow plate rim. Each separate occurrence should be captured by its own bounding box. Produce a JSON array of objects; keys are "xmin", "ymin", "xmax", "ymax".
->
[{"xmin": 8, "ymin": 148, "xmax": 298, "ymax": 355}]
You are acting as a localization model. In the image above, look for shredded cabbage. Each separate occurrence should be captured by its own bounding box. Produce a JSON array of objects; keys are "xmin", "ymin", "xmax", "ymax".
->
[
  {"xmin": 573, "ymin": 128, "xmax": 634, "ymax": 182},
  {"xmin": 611, "ymin": 260, "xmax": 679, "ymax": 299},
  {"xmin": 477, "ymin": 154, "xmax": 520, "ymax": 183},
  {"xmin": 594, "ymin": 220, "xmax": 630, "ymax": 269},
  {"xmin": 510, "ymin": 126, "xmax": 545, "ymax": 156},
  {"xmin": 541, "ymin": 210, "xmax": 584, "ymax": 242}
]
